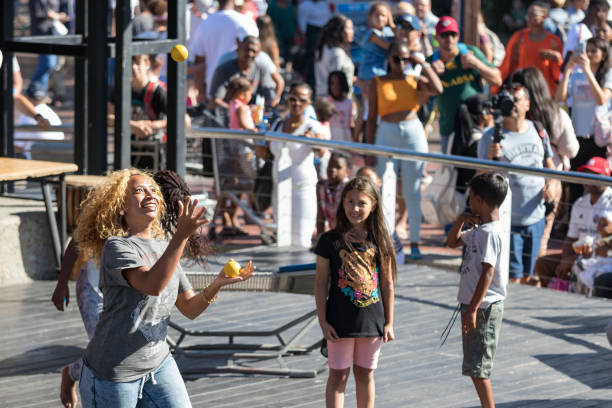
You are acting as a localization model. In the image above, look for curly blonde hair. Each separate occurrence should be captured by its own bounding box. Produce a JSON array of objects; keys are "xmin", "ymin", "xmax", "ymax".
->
[{"xmin": 74, "ymin": 169, "xmax": 166, "ymax": 263}]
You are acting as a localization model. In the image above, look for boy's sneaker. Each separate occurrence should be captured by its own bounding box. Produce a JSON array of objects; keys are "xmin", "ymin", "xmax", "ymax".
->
[{"xmin": 410, "ymin": 246, "xmax": 422, "ymax": 260}]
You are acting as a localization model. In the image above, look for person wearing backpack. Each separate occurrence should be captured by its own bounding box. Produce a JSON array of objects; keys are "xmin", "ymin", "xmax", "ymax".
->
[
  {"xmin": 478, "ymin": 83, "xmax": 559, "ymax": 285},
  {"xmin": 107, "ymin": 54, "xmax": 191, "ymax": 169},
  {"xmin": 498, "ymin": 1, "xmax": 564, "ymax": 96}
]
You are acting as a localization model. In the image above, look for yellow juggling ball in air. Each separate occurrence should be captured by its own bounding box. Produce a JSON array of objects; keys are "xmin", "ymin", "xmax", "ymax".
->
[{"xmin": 170, "ymin": 44, "xmax": 188, "ymax": 62}]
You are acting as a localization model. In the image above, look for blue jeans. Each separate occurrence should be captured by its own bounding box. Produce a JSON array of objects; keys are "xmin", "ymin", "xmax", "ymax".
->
[
  {"xmin": 79, "ymin": 355, "xmax": 191, "ymax": 408},
  {"xmin": 509, "ymin": 217, "xmax": 546, "ymax": 279},
  {"xmin": 27, "ymin": 54, "xmax": 58, "ymax": 97},
  {"xmin": 376, "ymin": 119, "xmax": 428, "ymax": 243}
]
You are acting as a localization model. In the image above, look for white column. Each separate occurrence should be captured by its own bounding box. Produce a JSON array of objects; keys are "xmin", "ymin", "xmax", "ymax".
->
[
  {"xmin": 381, "ymin": 158, "xmax": 396, "ymax": 235},
  {"xmin": 274, "ymin": 144, "xmax": 292, "ymax": 246}
]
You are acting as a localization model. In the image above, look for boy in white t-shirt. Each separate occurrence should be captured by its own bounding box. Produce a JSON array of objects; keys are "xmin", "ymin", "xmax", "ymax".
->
[{"xmin": 445, "ymin": 172, "xmax": 509, "ymax": 408}]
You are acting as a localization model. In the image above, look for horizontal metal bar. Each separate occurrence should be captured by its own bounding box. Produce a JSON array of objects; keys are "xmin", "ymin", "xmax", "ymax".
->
[
  {"xmin": 14, "ymin": 125, "xmax": 74, "ymax": 132},
  {"xmin": 107, "ymin": 39, "xmax": 182, "ymax": 58},
  {"xmin": 2, "ymin": 39, "xmax": 87, "ymax": 56},
  {"xmin": 187, "ymin": 127, "xmax": 612, "ymax": 188},
  {"xmin": 8, "ymin": 35, "xmax": 84, "ymax": 44}
]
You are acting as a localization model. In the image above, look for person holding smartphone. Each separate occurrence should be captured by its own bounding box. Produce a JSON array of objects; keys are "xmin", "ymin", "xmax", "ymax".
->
[{"xmin": 367, "ymin": 39, "xmax": 443, "ymax": 260}]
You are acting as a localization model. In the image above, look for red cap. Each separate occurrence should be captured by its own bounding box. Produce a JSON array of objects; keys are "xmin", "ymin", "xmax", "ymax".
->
[
  {"xmin": 436, "ymin": 16, "xmax": 459, "ymax": 36},
  {"xmin": 577, "ymin": 157, "xmax": 611, "ymax": 176}
]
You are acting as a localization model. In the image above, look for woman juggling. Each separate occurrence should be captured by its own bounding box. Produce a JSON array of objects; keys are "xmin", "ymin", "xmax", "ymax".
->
[
  {"xmin": 365, "ymin": 39, "xmax": 443, "ymax": 260},
  {"xmin": 74, "ymin": 169, "xmax": 254, "ymax": 407}
]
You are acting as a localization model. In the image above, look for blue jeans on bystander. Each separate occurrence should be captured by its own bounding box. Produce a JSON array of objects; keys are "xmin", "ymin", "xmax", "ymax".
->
[{"xmin": 509, "ymin": 217, "xmax": 546, "ymax": 279}]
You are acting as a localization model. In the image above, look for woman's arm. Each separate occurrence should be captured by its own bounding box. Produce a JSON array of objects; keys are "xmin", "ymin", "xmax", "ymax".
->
[
  {"xmin": 379, "ymin": 257, "xmax": 394, "ymax": 342},
  {"xmin": 51, "ymin": 238, "xmax": 79, "ymax": 311},
  {"xmin": 555, "ymin": 60, "xmax": 574, "ymax": 102},
  {"xmin": 175, "ymin": 261, "xmax": 254, "ymax": 320},
  {"xmin": 365, "ymin": 80, "xmax": 378, "ymax": 145},
  {"xmin": 123, "ymin": 199, "xmax": 208, "ymax": 296},
  {"xmin": 584, "ymin": 65, "xmax": 612, "ymax": 106},
  {"xmin": 418, "ymin": 64, "xmax": 444, "ymax": 96},
  {"xmin": 315, "ymin": 255, "xmax": 338, "ymax": 342}
]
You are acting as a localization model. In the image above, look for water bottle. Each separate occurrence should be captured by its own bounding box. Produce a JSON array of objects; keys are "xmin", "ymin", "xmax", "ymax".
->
[{"xmin": 256, "ymin": 115, "xmax": 269, "ymax": 145}]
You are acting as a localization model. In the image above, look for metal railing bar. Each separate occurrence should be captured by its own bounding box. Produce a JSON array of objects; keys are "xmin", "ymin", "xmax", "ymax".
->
[{"xmin": 187, "ymin": 127, "xmax": 612, "ymax": 188}]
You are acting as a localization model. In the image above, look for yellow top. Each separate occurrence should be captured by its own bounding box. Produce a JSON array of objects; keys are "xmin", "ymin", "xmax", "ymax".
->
[{"xmin": 375, "ymin": 76, "xmax": 419, "ymax": 117}]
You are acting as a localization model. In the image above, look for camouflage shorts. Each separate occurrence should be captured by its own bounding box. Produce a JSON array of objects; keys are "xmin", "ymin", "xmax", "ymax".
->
[{"xmin": 461, "ymin": 301, "xmax": 504, "ymax": 379}]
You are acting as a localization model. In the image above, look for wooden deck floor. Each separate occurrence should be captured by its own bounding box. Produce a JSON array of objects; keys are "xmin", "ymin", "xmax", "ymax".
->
[{"xmin": 1, "ymin": 249, "xmax": 612, "ymax": 407}]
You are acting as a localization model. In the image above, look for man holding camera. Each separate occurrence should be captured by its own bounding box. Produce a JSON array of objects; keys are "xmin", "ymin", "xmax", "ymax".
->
[
  {"xmin": 428, "ymin": 16, "xmax": 501, "ymax": 155},
  {"xmin": 478, "ymin": 84, "xmax": 559, "ymax": 284}
]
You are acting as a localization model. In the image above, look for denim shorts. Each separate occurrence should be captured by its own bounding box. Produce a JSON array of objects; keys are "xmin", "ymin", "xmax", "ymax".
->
[
  {"xmin": 79, "ymin": 354, "xmax": 191, "ymax": 407},
  {"xmin": 461, "ymin": 301, "xmax": 504, "ymax": 379}
]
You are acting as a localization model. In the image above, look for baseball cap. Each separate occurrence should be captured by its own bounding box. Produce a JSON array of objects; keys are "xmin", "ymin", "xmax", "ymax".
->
[
  {"xmin": 577, "ymin": 157, "xmax": 612, "ymax": 176},
  {"xmin": 395, "ymin": 13, "xmax": 420, "ymax": 31},
  {"xmin": 436, "ymin": 16, "xmax": 459, "ymax": 36}
]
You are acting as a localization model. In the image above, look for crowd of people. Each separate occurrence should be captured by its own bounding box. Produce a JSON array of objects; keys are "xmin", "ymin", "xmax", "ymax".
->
[
  {"xmin": 10, "ymin": 0, "xmax": 612, "ymax": 297},
  {"xmin": 6, "ymin": 1, "xmax": 612, "ymax": 406}
]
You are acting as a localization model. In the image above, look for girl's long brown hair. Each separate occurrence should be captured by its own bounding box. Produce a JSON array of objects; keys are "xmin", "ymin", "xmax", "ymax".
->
[{"xmin": 334, "ymin": 177, "xmax": 397, "ymax": 279}]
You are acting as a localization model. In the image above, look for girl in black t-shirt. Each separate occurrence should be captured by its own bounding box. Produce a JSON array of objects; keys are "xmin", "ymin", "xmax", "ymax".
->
[{"xmin": 314, "ymin": 176, "xmax": 396, "ymax": 408}]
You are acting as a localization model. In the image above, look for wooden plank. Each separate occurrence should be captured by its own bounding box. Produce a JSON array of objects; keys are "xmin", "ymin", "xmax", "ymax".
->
[
  {"xmin": 0, "ymin": 158, "xmax": 77, "ymax": 181},
  {"xmin": 2, "ymin": 258, "xmax": 612, "ymax": 407}
]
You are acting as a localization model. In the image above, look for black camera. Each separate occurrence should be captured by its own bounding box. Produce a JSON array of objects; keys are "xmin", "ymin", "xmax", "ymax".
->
[{"xmin": 490, "ymin": 90, "xmax": 515, "ymax": 118}]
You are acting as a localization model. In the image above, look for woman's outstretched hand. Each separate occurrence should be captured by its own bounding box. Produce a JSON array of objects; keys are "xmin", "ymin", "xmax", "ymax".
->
[
  {"xmin": 175, "ymin": 198, "xmax": 209, "ymax": 240},
  {"xmin": 214, "ymin": 260, "xmax": 256, "ymax": 287}
]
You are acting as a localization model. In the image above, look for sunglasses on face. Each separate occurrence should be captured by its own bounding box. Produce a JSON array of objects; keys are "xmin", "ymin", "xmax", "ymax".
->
[
  {"xmin": 439, "ymin": 32, "xmax": 458, "ymax": 39},
  {"xmin": 392, "ymin": 55, "xmax": 411, "ymax": 64},
  {"xmin": 288, "ymin": 95, "xmax": 309, "ymax": 104}
]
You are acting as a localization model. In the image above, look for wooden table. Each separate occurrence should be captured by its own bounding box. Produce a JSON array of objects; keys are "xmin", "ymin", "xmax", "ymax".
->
[{"xmin": 0, "ymin": 158, "xmax": 78, "ymax": 270}]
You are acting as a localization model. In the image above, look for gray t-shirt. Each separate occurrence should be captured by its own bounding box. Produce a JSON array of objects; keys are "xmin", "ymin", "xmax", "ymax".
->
[
  {"xmin": 83, "ymin": 236, "xmax": 192, "ymax": 382},
  {"xmin": 458, "ymin": 220, "xmax": 508, "ymax": 308},
  {"xmin": 208, "ymin": 57, "xmax": 275, "ymax": 102},
  {"xmin": 478, "ymin": 120, "xmax": 551, "ymax": 226}
]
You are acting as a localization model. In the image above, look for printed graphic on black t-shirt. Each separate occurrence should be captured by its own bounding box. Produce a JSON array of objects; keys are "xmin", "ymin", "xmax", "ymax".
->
[{"xmin": 315, "ymin": 231, "xmax": 384, "ymax": 338}]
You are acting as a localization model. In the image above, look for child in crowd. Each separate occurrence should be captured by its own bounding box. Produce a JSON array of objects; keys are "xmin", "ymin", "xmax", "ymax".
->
[
  {"xmin": 224, "ymin": 76, "xmax": 257, "ymax": 234},
  {"xmin": 357, "ymin": 2, "xmax": 395, "ymax": 107},
  {"xmin": 228, "ymin": 76, "xmax": 256, "ymax": 132},
  {"xmin": 445, "ymin": 173, "xmax": 509, "ymax": 408},
  {"xmin": 357, "ymin": 166, "xmax": 406, "ymax": 265},
  {"xmin": 313, "ymin": 96, "xmax": 335, "ymax": 179},
  {"xmin": 328, "ymin": 71, "xmax": 357, "ymax": 143},
  {"xmin": 314, "ymin": 176, "xmax": 396, "ymax": 408},
  {"xmin": 573, "ymin": 211, "xmax": 612, "ymax": 297},
  {"xmin": 316, "ymin": 151, "xmax": 352, "ymax": 238}
]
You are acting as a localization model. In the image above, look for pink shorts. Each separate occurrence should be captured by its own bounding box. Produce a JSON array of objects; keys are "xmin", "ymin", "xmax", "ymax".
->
[{"xmin": 327, "ymin": 337, "xmax": 382, "ymax": 370}]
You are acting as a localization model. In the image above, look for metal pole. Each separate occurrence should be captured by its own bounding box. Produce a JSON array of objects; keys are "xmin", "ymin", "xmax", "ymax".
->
[
  {"xmin": 74, "ymin": 0, "xmax": 87, "ymax": 173},
  {"xmin": 87, "ymin": 0, "xmax": 108, "ymax": 174},
  {"xmin": 114, "ymin": 0, "xmax": 133, "ymax": 170},
  {"xmin": 0, "ymin": 0, "xmax": 15, "ymax": 160},
  {"xmin": 166, "ymin": 0, "xmax": 187, "ymax": 176}
]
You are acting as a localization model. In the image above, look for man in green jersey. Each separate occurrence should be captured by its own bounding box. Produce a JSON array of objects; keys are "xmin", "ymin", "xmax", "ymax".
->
[{"xmin": 427, "ymin": 16, "xmax": 502, "ymax": 154}]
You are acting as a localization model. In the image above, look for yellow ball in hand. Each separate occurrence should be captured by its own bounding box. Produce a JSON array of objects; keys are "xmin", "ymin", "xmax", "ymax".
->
[
  {"xmin": 170, "ymin": 44, "xmax": 188, "ymax": 62},
  {"xmin": 224, "ymin": 259, "xmax": 241, "ymax": 278}
]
